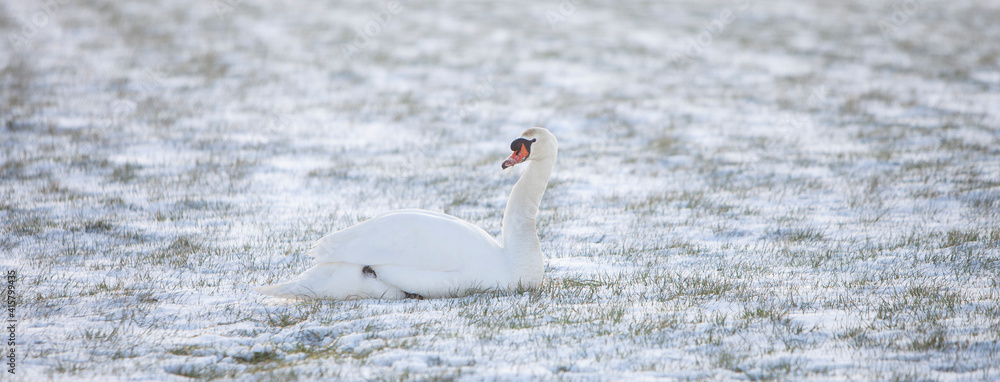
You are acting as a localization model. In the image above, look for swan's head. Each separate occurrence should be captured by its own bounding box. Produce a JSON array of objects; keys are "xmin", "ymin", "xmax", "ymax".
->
[{"xmin": 502, "ymin": 127, "xmax": 557, "ymax": 169}]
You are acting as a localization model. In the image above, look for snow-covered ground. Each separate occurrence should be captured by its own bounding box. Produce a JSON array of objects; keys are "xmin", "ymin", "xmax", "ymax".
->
[{"xmin": 2, "ymin": 0, "xmax": 999, "ymax": 380}]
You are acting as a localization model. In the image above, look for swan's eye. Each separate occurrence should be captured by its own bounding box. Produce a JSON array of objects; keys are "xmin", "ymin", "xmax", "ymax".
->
[{"xmin": 510, "ymin": 138, "xmax": 536, "ymax": 152}]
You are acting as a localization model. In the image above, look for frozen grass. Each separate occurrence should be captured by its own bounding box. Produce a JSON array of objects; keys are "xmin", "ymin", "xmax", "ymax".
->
[{"xmin": 2, "ymin": 0, "xmax": 999, "ymax": 380}]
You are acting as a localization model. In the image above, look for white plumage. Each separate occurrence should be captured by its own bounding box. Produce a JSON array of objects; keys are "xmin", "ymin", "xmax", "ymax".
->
[{"xmin": 255, "ymin": 127, "xmax": 558, "ymax": 300}]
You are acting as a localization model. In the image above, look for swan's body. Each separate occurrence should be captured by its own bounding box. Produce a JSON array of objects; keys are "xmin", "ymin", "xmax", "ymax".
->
[{"xmin": 255, "ymin": 127, "xmax": 557, "ymax": 300}]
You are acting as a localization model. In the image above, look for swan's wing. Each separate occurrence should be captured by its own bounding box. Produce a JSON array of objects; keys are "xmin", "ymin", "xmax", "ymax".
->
[{"xmin": 310, "ymin": 209, "xmax": 502, "ymax": 273}]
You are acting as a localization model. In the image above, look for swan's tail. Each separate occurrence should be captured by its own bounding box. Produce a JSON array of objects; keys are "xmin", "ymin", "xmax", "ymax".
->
[
  {"xmin": 254, "ymin": 263, "xmax": 405, "ymax": 300},
  {"xmin": 253, "ymin": 281, "xmax": 314, "ymax": 299}
]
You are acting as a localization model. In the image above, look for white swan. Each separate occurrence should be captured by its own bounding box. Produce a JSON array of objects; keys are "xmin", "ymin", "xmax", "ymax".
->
[{"xmin": 255, "ymin": 127, "xmax": 557, "ymax": 300}]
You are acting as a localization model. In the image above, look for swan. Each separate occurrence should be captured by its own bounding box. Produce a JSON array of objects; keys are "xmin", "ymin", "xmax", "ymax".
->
[{"xmin": 255, "ymin": 127, "xmax": 557, "ymax": 300}]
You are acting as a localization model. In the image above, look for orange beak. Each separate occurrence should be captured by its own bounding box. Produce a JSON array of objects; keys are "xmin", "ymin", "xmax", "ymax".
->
[{"xmin": 502, "ymin": 143, "xmax": 530, "ymax": 169}]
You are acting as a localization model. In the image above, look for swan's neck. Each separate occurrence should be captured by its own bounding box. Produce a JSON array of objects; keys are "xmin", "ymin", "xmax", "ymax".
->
[{"xmin": 501, "ymin": 157, "xmax": 554, "ymax": 283}]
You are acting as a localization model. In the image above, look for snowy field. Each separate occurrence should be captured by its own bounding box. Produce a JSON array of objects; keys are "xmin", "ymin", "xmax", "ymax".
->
[{"xmin": 2, "ymin": 0, "xmax": 1000, "ymax": 380}]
